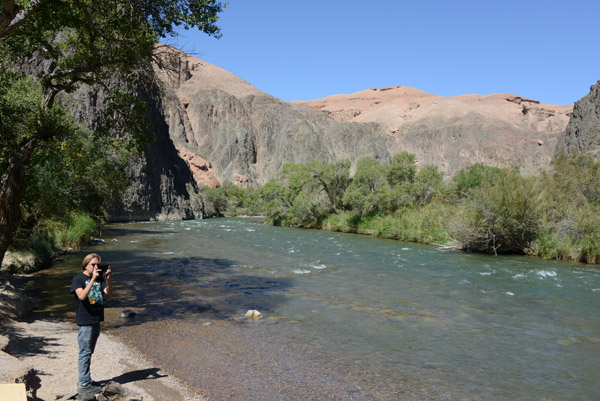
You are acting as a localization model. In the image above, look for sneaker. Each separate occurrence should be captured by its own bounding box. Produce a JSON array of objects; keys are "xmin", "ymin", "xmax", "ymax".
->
[{"xmin": 78, "ymin": 384, "xmax": 102, "ymax": 394}]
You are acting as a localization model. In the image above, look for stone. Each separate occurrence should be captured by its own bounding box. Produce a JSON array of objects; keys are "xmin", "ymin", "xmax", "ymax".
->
[
  {"xmin": 120, "ymin": 310, "xmax": 136, "ymax": 318},
  {"xmin": 62, "ymin": 66, "xmax": 206, "ymax": 223},
  {"xmin": 96, "ymin": 381, "xmax": 143, "ymax": 401},
  {"xmin": 295, "ymin": 87, "xmax": 572, "ymax": 178},
  {"xmin": 245, "ymin": 309, "xmax": 262, "ymax": 319}
]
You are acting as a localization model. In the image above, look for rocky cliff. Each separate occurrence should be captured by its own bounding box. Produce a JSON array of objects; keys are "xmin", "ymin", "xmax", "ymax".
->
[
  {"xmin": 154, "ymin": 49, "xmax": 390, "ymax": 187},
  {"xmin": 294, "ymin": 86, "xmax": 572, "ymax": 177},
  {"xmin": 554, "ymin": 81, "xmax": 600, "ymax": 159},
  {"xmin": 66, "ymin": 71, "xmax": 205, "ymax": 222}
]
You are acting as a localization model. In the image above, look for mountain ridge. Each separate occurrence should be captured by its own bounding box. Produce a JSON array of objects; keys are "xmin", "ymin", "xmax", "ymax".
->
[{"xmin": 292, "ymin": 85, "xmax": 572, "ymax": 177}]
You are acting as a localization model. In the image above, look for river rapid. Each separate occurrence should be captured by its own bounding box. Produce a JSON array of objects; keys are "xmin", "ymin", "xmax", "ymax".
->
[{"xmin": 55, "ymin": 218, "xmax": 600, "ymax": 400}]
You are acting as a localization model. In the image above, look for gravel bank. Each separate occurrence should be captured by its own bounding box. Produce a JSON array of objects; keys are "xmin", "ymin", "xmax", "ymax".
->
[{"xmin": 1, "ymin": 317, "xmax": 207, "ymax": 401}]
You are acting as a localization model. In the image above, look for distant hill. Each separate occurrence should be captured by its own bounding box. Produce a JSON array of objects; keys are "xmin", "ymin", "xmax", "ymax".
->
[{"xmin": 293, "ymin": 86, "xmax": 572, "ymax": 177}]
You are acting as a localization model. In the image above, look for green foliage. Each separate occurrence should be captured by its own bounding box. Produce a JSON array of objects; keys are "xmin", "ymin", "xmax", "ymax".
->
[
  {"xmin": 259, "ymin": 161, "xmax": 348, "ymax": 228},
  {"xmin": 450, "ymin": 163, "xmax": 503, "ymax": 199},
  {"xmin": 388, "ymin": 162, "xmax": 446, "ymax": 210},
  {"xmin": 525, "ymin": 155, "xmax": 600, "ymax": 264},
  {"xmin": 580, "ymin": 222, "xmax": 600, "ymax": 265},
  {"xmin": 386, "ymin": 152, "xmax": 417, "ymax": 186},
  {"xmin": 49, "ymin": 213, "xmax": 98, "ymax": 250},
  {"xmin": 0, "ymin": 0, "xmax": 225, "ymax": 266},
  {"xmin": 323, "ymin": 211, "xmax": 360, "ymax": 233},
  {"xmin": 25, "ymin": 118, "xmax": 129, "ymax": 221},
  {"xmin": 202, "ymin": 184, "xmax": 260, "ymax": 217},
  {"xmin": 393, "ymin": 202, "xmax": 453, "ymax": 244},
  {"xmin": 453, "ymin": 167, "xmax": 542, "ymax": 254},
  {"xmin": 0, "ymin": 71, "xmax": 43, "ymax": 168},
  {"xmin": 343, "ymin": 157, "xmax": 392, "ymax": 216},
  {"xmin": 213, "ymin": 153, "xmax": 600, "ymax": 265},
  {"xmin": 411, "ymin": 164, "xmax": 446, "ymax": 205},
  {"xmin": 541, "ymin": 154, "xmax": 600, "ymax": 208},
  {"xmin": 9, "ymin": 212, "xmax": 98, "ymax": 262},
  {"xmin": 0, "ymin": 69, "xmax": 131, "ymax": 223},
  {"xmin": 1, "ymin": 0, "xmax": 225, "ymax": 103},
  {"xmin": 357, "ymin": 202, "xmax": 452, "ymax": 245},
  {"xmin": 529, "ymin": 230, "xmax": 581, "ymax": 262},
  {"xmin": 305, "ymin": 159, "xmax": 351, "ymax": 212}
]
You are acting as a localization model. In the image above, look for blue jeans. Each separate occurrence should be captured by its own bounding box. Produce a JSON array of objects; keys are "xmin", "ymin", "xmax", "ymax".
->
[{"xmin": 77, "ymin": 323, "xmax": 101, "ymax": 389}]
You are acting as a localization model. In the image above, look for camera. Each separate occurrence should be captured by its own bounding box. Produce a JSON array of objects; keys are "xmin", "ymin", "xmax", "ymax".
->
[{"xmin": 98, "ymin": 264, "xmax": 110, "ymax": 275}]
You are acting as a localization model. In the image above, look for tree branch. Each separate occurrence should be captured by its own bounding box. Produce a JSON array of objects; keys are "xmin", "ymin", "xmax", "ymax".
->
[{"xmin": 0, "ymin": 0, "xmax": 42, "ymax": 39}]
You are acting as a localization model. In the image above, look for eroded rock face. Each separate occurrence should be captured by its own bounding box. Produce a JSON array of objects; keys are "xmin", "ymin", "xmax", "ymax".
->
[
  {"xmin": 65, "ymin": 70, "xmax": 205, "ymax": 222},
  {"xmin": 294, "ymin": 86, "xmax": 572, "ymax": 177},
  {"xmin": 155, "ymin": 49, "xmax": 391, "ymax": 187},
  {"xmin": 554, "ymin": 81, "xmax": 600, "ymax": 159}
]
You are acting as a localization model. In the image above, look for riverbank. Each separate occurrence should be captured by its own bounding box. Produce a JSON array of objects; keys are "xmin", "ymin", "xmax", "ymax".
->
[{"xmin": 0, "ymin": 316, "xmax": 207, "ymax": 400}]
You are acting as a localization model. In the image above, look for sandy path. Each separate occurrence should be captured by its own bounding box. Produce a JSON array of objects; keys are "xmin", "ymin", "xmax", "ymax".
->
[{"xmin": 0, "ymin": 317, "xmax": 206, "ymax": 401}]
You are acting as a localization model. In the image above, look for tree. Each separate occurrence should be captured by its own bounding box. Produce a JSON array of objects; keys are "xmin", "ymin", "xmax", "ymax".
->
[
  {"xmin": 0, "ymin": 0, "xmax": 225, "ymax": 266},
  {"xmin": 450, "ymin": 163, "xmax": 502, "ymax": 199},
  {"xmin": 411, "ymin": 164, "xmax": 445, "ymax": 205},
  {"xmin": 343, "ymin": 156, "xmax": 392, "ymax": 216},
  {"xmin": 386, "ymin": 152, "xmax": 416, "ymax": 187},
  {"xmin": 305, "ymin": 159, "xmax": 351, "ymax": 213}
]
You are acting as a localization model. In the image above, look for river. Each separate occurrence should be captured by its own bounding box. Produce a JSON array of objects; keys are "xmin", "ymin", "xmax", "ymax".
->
[{"xmin": 50, "ymin": 218, "xmax": 600, "ymax": 400}]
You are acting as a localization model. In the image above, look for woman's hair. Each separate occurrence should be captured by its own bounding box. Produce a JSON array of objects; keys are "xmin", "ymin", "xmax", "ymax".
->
[{"xmin": 81, "ymin": 253, "xmax": 101, "ymax": 270}]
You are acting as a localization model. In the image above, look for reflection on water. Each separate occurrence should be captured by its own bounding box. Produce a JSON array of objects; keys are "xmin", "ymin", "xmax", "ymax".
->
[{"xmin": 55, "ymin": 218, "xmax": 600, "ymax": 400}]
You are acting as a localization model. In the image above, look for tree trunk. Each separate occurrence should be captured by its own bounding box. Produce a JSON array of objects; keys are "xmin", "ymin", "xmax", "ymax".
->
[{"xmin": 0, "ymin": 139, "xmax": 36, "ymax": 267}]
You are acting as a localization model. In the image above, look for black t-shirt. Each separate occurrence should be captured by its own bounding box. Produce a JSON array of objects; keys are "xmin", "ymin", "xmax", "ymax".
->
[{"xmin": 70, "ymin": 272, "xmax": 107, "ymax": 325}]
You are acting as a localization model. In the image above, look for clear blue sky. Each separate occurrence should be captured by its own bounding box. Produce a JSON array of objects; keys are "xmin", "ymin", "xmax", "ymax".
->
[{"xmin": 171, "ymin": 0, "xmax": 599, "ymax": 105}]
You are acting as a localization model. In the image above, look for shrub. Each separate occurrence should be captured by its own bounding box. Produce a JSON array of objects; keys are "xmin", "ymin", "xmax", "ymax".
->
[
  {"xmin": 528, "ymin": 231, "xmax": 580, "ymax": 261},
  {"xmin": 452, "ymin": 168, "xmax": 542, "ymax": 254},
  {"xmin": 46, "ymin": 213, "xmax": 98, "ymax": 250},
  {"xmin": 450, "ymin": 163, "xmax": 502, "ymax": 199},
  {"xmin": 576, "ymin": 205, "xmax": 600, "ymax": 264},
  {"xmin": 323, "ymin": 211, "xmax": 360, "ymax": 233}
]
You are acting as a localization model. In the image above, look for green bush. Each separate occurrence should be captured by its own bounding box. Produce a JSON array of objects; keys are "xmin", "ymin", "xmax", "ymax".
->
[
  {"xmin": 528, "ymin": 230, "xmax": 580, "ymax": 261},
  {"xmin": 450, "ymin": 163, "xmax": 502, "ymax": 199},
  {"xmin": 323, "ymin": 211, "xmax": 360, "ymax": 233},
  {"xmin": 453, "ymin": 168, "xmax": 541, "ymax": 254},
  {"xmin": 577, "ymin": 206, "xmax": 600, "ymax": 264},
  {"xmin": 46, "ymin": 213, "xmax": 98, "ymax": 250},
  {"xmin": 202, "ymin": 184, "xmax": 261, "ymax": 217}
]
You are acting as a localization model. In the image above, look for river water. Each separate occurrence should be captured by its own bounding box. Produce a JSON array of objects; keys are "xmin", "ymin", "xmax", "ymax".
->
[{"xmin": 57, "ymin": 218, "xmax": 600, "ymax": 400}]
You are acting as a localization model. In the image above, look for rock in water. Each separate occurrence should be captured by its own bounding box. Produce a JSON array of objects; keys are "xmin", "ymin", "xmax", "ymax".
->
[{"xmin": 245, "ymin": 309, "xmax": 262, "ymax": 319}]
